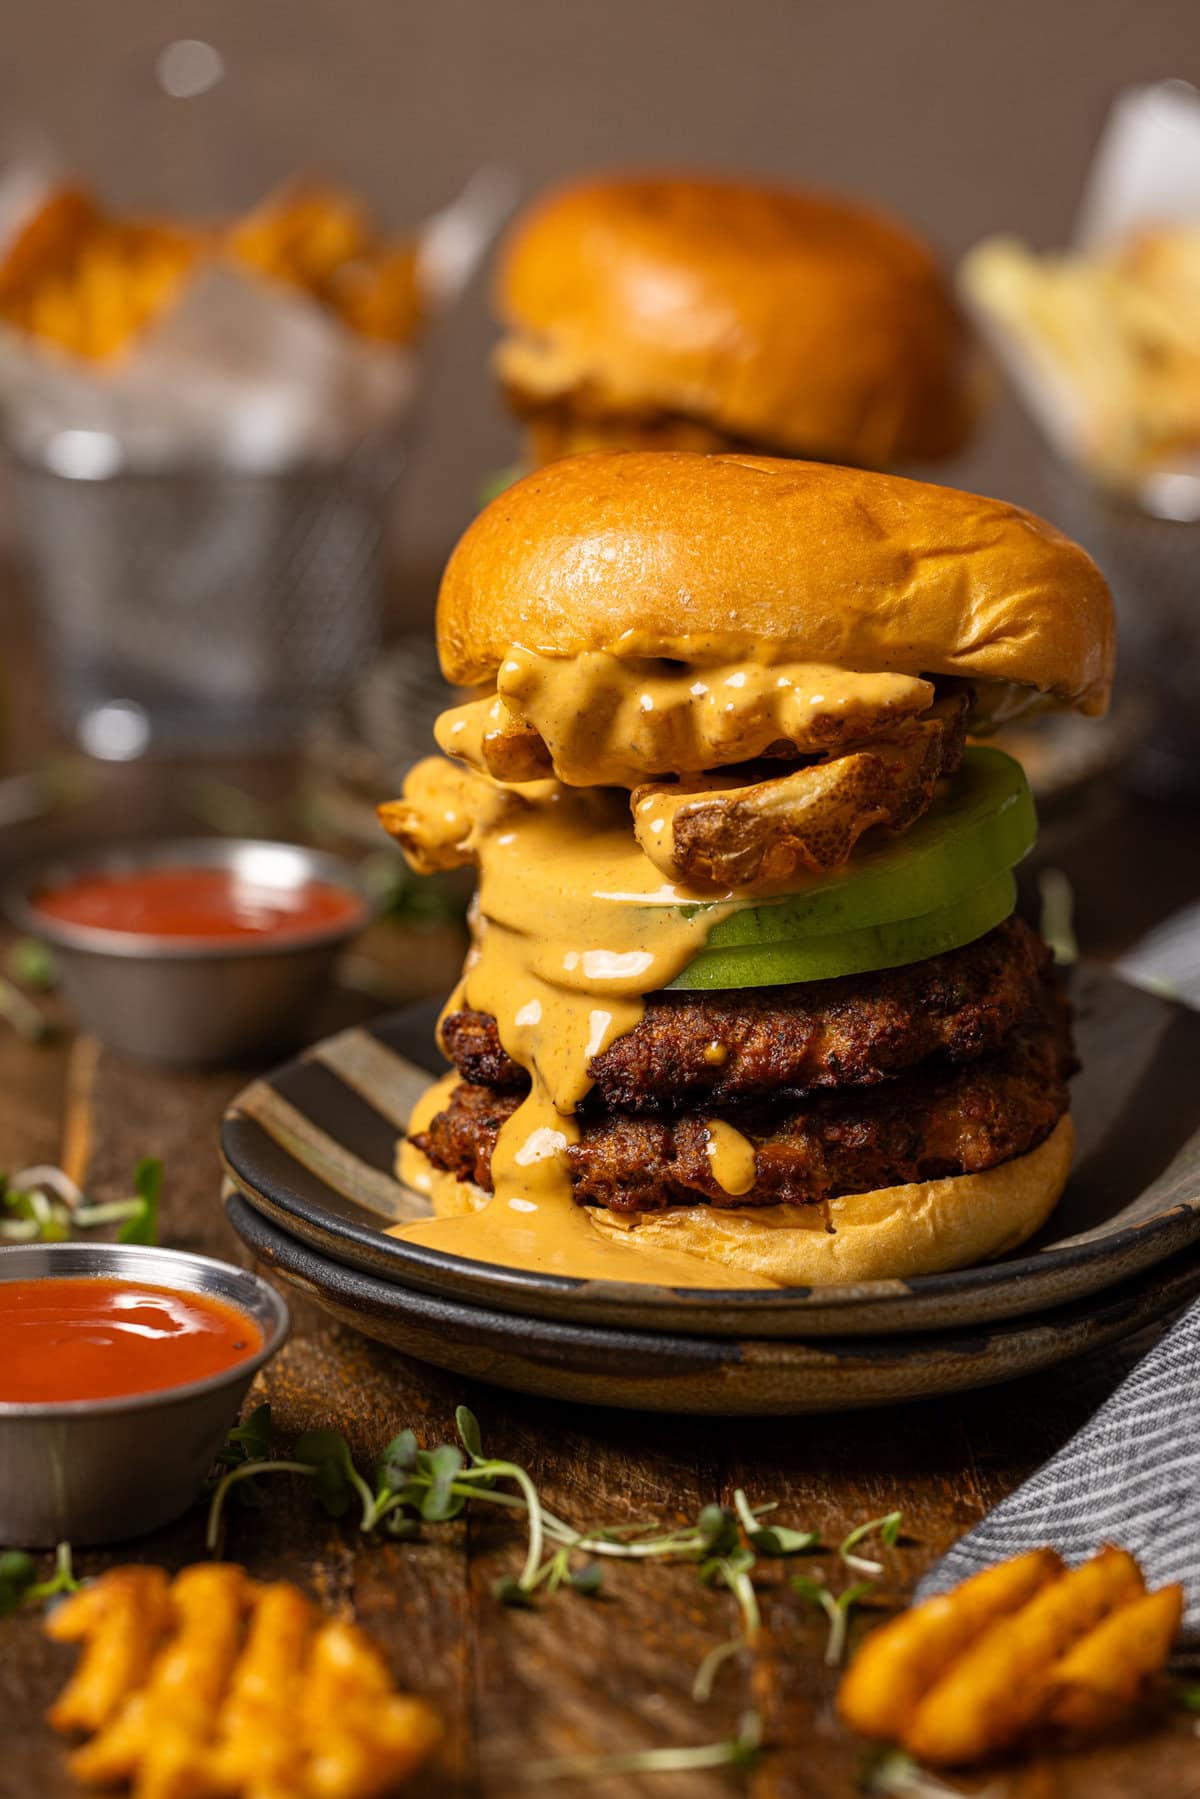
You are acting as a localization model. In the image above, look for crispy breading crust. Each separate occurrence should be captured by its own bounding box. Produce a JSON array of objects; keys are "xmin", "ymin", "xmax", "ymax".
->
[
  {"xmin": 440, "ymin": 918, "xmax": 1051, "ymax": 1110},
  {"xmin": 417, "ymin": 982, "xmax": 1074, "ymax": 1212},
  {"xmin": 631, "ymin": 690, "xmax": 968, "ymax": 887}
]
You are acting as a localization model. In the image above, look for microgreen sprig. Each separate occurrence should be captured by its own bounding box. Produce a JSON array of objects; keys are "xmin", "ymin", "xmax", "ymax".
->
[
  {"xmin": 207, "ymin": 1405, "xmax": 546, "ymax": 1582},
  {"xmin": 840, "ymin": 1511, "xmax": 903, "ymax": 1578},
  {"xmin": 526, "ymin": 1710, "xmax": 764, "ymax": 1784},
  {"xmin": 734, "ymin": 1487, "xmax": 818, "ymax": 1558},
  {"xmin": 1175, "ymin": 1681, "xmax": 1200, "ymax": 1713},
  {"xmin": 205, "ymin": 1408, "xmax": 814, "ymax": 1630},
  {"xmin": 1038, "ymin": 867, "xmax": 1078, "ymax": 967},
  {"xmin": 792, "ymin": 1574, "xmax": 876, "ymax": 1667},
  {"xmin": 0, "ymin": 977, "xmax": 54, "ymax": 1043},
  {"xmin": 0, "ymin": 1158, "xmax": 162, "ymax": 1246},
  {"xmin": 4, "ymin": 939, "xmax": 57, "ymax": 991},
  {"xmin": 864, "ymin": 1747, "xmax": 997, "ymax": 1798},
  {"xmin": 208, "ymin": 1402, "xmax": 274, "ymax": 1513},
  {"xmin": 205, "ymin": 1401, "xmax": 903, "ymax": 1709},
  {"xmin": 0, "ymin": 1542, "xmax": 79, "ymax": 1617},
  {"xmin": 781, "ymin": 1509, "xmax": 903, "ymax": 1667}
]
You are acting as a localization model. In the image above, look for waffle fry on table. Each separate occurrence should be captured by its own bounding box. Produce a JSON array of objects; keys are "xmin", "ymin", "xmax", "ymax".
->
[
  {"xmin": 837, "ymin": 1544, "xmax": 1183, "ymax": 1766},
  {"xmin": 45, "ymin": 1563, "xmax": 441, "ymax": 1799}
]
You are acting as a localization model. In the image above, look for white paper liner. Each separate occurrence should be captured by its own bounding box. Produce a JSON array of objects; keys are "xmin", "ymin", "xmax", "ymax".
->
[
  {"xmin": 961, "ymin": 79, "xmax": 1200, "ymax": 517},
  {"xmin": 0, "ymin": 164, "xmax": 516, "ymax": 475}
]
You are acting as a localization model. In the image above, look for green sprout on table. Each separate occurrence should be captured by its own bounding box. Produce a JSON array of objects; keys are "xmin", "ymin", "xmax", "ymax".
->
[
  {"xmin": 840, "ymin": 1511, "xmax": 904, "ymax": 1576},
  {"xmin": 791, "ymin": 1574, "xmax": 877, "ymax": 1669},
  {"xmin": 527, "ymin": 1710, "xmax": 765, "ymax": 1784},
  {"xmin": 0, "ymin": 976, "xmax": 54, "ymax": 1044},
  {"xmin": 0, "ymin": 937, "xmax": 61, "ymax": 1043},
  {"xmin": 206, "ymin": 1402, "xmax": 903, "ymax": 1711},
  {"xmin": 788, "ymin": 1514, "xmax": 903, "ymax": 1666},
  {"xmin": 1038, "ymin": 867, "xmax": 1078, "ymax": 966},
  {"xmin": 0, "ymin": 1543, "xmax": 80, "ymax": 1618},
  {"xmin": 4, "ymin": 939, "xmax": 57, "ymax": 993},
  {"xmin": 0, "ymin": 1158, "xmax": 162, "ymax": 1246},
  {"xmin": 862, "ymin": 1749, "xmax": 983, "ymax": 1798}
]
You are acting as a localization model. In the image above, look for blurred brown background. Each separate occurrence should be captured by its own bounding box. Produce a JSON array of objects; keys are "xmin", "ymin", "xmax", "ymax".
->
[{"xmin": 4, "ymin": 0, "xmax": 1196, "ymax": 606}]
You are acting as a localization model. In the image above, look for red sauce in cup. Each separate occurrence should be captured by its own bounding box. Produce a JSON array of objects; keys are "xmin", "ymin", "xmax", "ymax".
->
[
  {"xmin": 33, "ymin": 865, "xmax": 362, "ymax": 944},
  {"xmin": 0, "ymin": 1277, "xmax": 262, "ymax": 1403}
]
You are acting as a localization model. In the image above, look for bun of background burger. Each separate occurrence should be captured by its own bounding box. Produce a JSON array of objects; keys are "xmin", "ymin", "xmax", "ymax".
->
[
  {"xmin": 386, "ymin": 453, "xmax": 1114, "ymax": 1289},
  {"xmin": 493, "ymin": 172, "xmax": 979, "ymax": 471}
]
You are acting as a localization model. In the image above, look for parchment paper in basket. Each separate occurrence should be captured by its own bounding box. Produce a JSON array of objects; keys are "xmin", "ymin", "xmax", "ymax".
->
[
  {"xmin": 0, "ymin": 161, "xmax": 518, "ymax": 473},
  {"xmin": 0, "ymin": 166, "xmax": 517, "ymax": 743},
  {"xmin": 961, "ymin": 79, "xmax": 1200, "ymax": 520}
]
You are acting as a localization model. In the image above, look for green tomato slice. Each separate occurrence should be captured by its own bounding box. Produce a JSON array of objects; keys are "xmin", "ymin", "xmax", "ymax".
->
[
  {"xmin": 673, "ymin": 746, "xmax": 1034, "ymax": 949},
  {"xmin": 668, "ymin": 868, "xmax": 1017, "ymax": 990}
]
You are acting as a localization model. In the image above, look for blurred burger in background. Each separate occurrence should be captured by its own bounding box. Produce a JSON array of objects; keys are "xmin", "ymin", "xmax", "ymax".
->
[{"xmin": 491, "ymin": 172, "xmax": 979, "ymax": 473}]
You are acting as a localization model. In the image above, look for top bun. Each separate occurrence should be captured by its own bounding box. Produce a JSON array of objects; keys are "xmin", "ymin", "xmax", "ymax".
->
[
  {"xmin": 437, "ymin": 452, "xmax": 1116, "ymax": 716},
  {"xmin": 494, "ymin": 173, "xmax": 977, "ymax": 467}
]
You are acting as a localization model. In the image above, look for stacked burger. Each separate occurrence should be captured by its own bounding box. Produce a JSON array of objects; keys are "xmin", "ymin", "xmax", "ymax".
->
[{"xmin": 381, "ymin": 452, "xmax": 1114, "ymax": 1288}]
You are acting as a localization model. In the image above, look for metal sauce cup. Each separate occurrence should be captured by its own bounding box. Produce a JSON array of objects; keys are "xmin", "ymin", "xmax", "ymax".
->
[
  {"xmin": 0, "ymin": 1243, "xmax": 288, "ymax": 1546},
  {"xmin": 6, "ymin": 838, "xmax": 371, "ymax": 1065}
]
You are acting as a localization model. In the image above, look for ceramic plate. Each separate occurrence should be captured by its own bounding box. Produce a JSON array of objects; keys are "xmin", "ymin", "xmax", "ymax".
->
[
  {"xmin": 221, "ymin": 967, "xmax": 1200, "ymax": 1338},
  {"xmin": 227, "ymin": 1191, "xmax": 1200, "ymax": 1414}
]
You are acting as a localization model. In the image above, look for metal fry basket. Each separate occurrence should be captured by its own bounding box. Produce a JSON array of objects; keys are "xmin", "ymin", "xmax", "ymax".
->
[{"xmin": 9, "ymin": 431, "xmax": 407, "ymax": 758}]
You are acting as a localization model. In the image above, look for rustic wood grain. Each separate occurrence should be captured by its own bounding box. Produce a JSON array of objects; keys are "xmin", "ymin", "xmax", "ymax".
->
[{"xmin": 8, "ymin": 1003, "xmax": 1200, "ymax": 1798}]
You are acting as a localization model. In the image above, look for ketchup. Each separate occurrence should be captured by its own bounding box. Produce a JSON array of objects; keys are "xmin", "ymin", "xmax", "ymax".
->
[
  {"xmin": 33, "ymin": 865, "xmax": 362, "ymax": 944},
  {"xmin": 0, "ymin": 1277, "xmax": 262, "ymax": 1403}
]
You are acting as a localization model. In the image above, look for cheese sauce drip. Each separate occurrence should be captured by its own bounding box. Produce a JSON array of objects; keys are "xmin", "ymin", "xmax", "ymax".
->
[
  {"xmin": 439, "ymin": 649, "xmax": 936, "ymax": 789},
  {"xmin": 703, "ymin": 1121, "xmax": 758, "ymax": 1196},
  {"xmin": 396, "ymin": 766, "xmax": 776, "ymax": 1287}
]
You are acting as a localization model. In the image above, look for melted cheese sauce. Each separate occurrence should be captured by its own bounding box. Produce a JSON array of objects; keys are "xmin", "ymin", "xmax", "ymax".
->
[
  {"xmin": 442, "ymin": 649, "xmax": 935, "ymax": 789},
  {"xmin": 703, "ymin": 1120, "xmax": 758, "ymax": 1196},
  {"xmin": 395, "ymin": 768, "xmax": 777, "ymax": 1287},
  {"xmin": 390, "ymin": 643, "xmax": 963, "ymax": 1289}
]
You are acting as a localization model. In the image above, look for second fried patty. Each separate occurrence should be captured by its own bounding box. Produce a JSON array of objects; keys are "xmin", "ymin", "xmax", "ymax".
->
[
  {"xmin": 440, "ymin": 917, "xmax": 1052, "ymax": 1110},
  {"xmin": 414, "ymin": 978, "xmax": 1075, "ymax": 1213}
]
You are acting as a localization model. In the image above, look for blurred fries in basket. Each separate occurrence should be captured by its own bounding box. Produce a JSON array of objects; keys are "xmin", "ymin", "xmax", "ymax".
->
[
  {"xmin": 964, "ymin": 221, "xmax": 1200, "ymax": 486},
  {"xmin": 0, "ymin": 176, "xmax": 423, "ymax": 363},
  {"xmin": 226, "ymin": 183, "xmax": 423, "ymax": 344},
  {"xmin": 838, "ymin": 1544, "xmax": 1183, "ymax": 1767},
  {"xmin": 0, "ymin": 188, "xmax": 197, "ymax": 360}
]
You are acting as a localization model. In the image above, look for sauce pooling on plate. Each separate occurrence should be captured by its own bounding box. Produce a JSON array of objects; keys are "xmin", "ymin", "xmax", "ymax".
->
[
  {"xmin": 0, "ymin": 1278, "xmax": 262, "ymax": 1403},
  {"xmin": 33, "ymin": 865, "xmax": 362, "ymax": 944}
]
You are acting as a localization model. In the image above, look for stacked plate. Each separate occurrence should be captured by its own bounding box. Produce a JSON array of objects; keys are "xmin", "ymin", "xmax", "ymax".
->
[{"xmin": 222, "ymin": 969, "xmax": 1200, "ymax": 1415}]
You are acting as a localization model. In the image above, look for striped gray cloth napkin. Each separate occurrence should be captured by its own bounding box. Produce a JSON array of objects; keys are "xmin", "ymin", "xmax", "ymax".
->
[
  {"xmin": 917, "ymin": 903, "xmax": 1200, "ymax": 1629},
  {"xmin": 916, "ymin": 1297, "xmax": 1200, "ymax": 1636}
]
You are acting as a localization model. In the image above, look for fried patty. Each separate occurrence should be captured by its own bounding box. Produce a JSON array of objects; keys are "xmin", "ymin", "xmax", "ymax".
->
[
  {"xmin": 414, "ymin": 979, "xmax": 1075, "ymax": 1213},
  {"xmin": 439, "ymin": 918, "xmax": 1052, "ymax": 1111}
]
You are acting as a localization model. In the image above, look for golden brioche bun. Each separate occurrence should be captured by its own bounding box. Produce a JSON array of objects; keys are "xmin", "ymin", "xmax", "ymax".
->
[
  {"xmin": 397, "ymin": 1116, "xmax": 1072, "ymax": 1289},
  {"xmin": 494, "ymin": 173, "xmax": 976, "ymax": 468},
  {"xmin": 438, "ymin": 452, "xmax": 1115, "ymax": 714}
]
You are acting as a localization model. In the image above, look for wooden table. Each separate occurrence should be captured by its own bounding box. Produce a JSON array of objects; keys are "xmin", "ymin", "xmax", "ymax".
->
[{"xmin": 3, "ymin": 595, "xmax": 1200, "ymax": 1798}]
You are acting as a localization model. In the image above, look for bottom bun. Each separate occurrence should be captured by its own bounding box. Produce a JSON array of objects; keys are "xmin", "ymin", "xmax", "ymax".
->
[{"xmin": 395, "ymin": 1113, "xmax": 1073, "ymax": 1287}]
